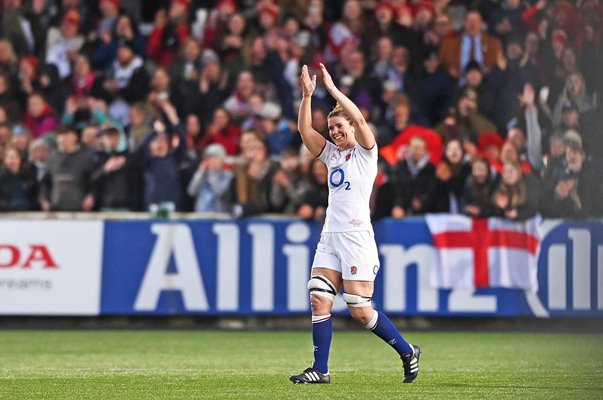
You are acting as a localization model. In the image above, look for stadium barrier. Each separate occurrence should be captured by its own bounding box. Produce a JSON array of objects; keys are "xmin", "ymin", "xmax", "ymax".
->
[{"xmin": 0, "ymin": 215, "xmax": 601, "ymax": 317}]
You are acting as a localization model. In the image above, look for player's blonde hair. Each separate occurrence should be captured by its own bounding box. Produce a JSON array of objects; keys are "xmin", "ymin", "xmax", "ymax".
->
[{"xmin": 327, "ymin": 103, "xmax": 353, "ymax": 125}]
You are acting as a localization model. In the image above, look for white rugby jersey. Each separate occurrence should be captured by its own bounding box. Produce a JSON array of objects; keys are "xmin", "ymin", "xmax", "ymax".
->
[{"xmin": 317, "ymin": 141, "xmax": 378, "ymax": 233}]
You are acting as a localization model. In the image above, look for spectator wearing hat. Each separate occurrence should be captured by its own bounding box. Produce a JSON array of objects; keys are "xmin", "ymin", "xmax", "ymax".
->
[
  {"xmin": 543, "ymin": 130, "xmax": 582, "ymax": 187},
  {"xmin": 256, "ymin": 4, "xmax": 281, "ymax": 35},
  {"xmin": 91, "ymin": 126, "xmax": 140, "ymax": 211},
  {"xmin": 45, "ymin": 9, "xmax": 85, "ymax": 79},
  {"xmin": 552, "ymin": 98, "xmax": 600, "ymax": 158},
  {"xmin": 0, "ymin": 146, "xmax": 39, "ymax": 211},
  {"xmin": 255, "ymin": 101, "xmax": 298, "ymax": 157},
  {"xmin": 186, "ymin": 49, "xmax": 229, "ymax": 126},
  {"xmin": 438, "ymin": 10, "xmax": 504, "ymax": 79},
  {"xmin": 412, "ymin": 1, "xmax": 435, "ymax": 33},
  {"xmin": 147, "ymin": 0, "xmax": 192, "ymax": 67},
  {"xmin": 435, "ymin": 86, "xmax": 497, "ymax": 142},
  {"xmin": 48, "ymin": 0, "xmax": 95, "ymax": 36},
  {"xmin": 40, "ymin": 125, "xmax": 96, "ymax": 211},
  {"xmin": 462, "ymin": 60, "xmax": 496, "ymax": 121},
  {"xmin": 9, "ymin": 124, "xmax": 33, "ymax": 163},
  {"xmin": 541, "ymin": 138, "xmax": 600, "ymax": 218},
  {"xmin": 187, "ymin": 143, "xmax": 234, "ymax": 213},
  {"xmin": 93, "ymin": 14, "xmax": 145, "ymax": 70}
]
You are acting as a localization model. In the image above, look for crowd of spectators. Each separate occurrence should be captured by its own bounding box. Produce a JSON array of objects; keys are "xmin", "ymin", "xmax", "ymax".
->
[{"xmin": 0, "ymin": 0, "xmax": 601, "ymax": 220}]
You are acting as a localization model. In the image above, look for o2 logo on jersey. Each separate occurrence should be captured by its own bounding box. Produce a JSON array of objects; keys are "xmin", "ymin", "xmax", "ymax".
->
[{"xmin": 329, "ymin": 168, "xmax": 351, "ymax": 190}]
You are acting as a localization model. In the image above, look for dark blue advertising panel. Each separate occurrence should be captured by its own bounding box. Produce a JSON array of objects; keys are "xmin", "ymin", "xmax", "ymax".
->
[{"xmin": 100, "ymin": 218, "xmax": 603, "ymax": 317}]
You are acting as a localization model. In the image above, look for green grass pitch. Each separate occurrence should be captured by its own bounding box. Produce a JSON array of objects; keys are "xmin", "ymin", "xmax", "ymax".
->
[{"xmin": 0, "ymin": 329, "xmax": 602, "ymax": 399}]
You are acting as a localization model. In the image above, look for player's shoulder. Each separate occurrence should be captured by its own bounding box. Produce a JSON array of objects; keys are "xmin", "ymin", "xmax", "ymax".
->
[
  {"xmin": 317, "ymin": 141, "xmax": 336, "ymax": 162},
  {"xmin": 355, "ymin": 142, "xmax": 378, "ymax": 160}
]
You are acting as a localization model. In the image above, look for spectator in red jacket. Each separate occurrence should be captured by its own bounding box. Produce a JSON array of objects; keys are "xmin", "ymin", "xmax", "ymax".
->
[
  {"xmin": 198, "ymin": 107, "xmax": 241, "ymax": 156},
  {"xmin": 23, "ymin": 93, "xmax": 58, "ymax": 139},
  {"xmin": 147, "ymin": 0, "xmax": 192, "ymax": 67}
]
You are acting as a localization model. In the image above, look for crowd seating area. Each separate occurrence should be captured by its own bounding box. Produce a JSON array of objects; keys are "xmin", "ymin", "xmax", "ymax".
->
[{"xmin": 0, "ymin": 0, "xmax": 601, "ymax": 219}]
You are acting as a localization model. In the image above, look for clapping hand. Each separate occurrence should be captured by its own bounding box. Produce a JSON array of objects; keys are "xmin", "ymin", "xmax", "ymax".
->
[
  {"xmin": 300, "ymin": 65, "xmax": 316, "ymax": 97},
  {"xmin": 319, "ymin": 63, "xmax": 334, "ymax": 92}
]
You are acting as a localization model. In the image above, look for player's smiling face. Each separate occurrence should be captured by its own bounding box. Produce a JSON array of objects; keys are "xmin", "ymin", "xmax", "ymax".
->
[{"xmin": 328, "ymin": 116, "xmax": 355, "ymax": 149}]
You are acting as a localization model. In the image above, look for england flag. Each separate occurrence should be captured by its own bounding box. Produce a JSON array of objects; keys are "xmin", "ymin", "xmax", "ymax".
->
[{"xmin": 425, "ymin": 214, "xmax": 541, "ymax": 292}]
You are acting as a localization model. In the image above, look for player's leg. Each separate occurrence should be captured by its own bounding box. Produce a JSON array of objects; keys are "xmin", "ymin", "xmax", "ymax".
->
[
  {"xmin": 290, "ymin": 234, "xmax": 342, "ymax": 384},
  {"xmin": 289, "ymin": 268, "xmax": 341, "ymax": 384},
  {"xmin": 310, "ymin": 268, "xmax": 341, "ymax": 371},
  {"xmin": 343, "ymin": 279, "xmax": 420, "ymax": 382},
  {"xmin": 339, "ymin": 231, "xmax": 421, "ymax": 383}
]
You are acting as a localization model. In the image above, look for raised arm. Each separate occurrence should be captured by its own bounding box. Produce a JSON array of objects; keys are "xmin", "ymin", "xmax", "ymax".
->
[
  {"xmin": 319, "ymin": 63, "xmax": 375, "ymax": 149},
  {"xmin": 298, "ymin": 65, "xmax": 327, "ymax": 157}
]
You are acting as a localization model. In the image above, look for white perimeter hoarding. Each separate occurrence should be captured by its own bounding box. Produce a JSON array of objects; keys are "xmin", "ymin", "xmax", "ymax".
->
[{"xmin": 0, "ymin": 220, "xmax": 103, "ymax": 315}]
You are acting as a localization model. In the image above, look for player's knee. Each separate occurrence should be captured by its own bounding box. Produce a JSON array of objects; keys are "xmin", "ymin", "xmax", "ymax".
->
[
  {"xmin": 343, "ymin": 292, "xmax": 373, "ymax": 324},
  {"xmin": 308, "ymin": 276, "xmax": 337, "ymax": 301},
  {"xmin": 308, "ymin": 275, "xmax": 337, "ymax": 313}
]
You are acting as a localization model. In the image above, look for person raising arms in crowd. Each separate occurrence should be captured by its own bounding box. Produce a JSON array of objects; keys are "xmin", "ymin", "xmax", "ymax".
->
[{"xmin": 289, "ymin": 63, "xmax": 420, "ymax": 385}]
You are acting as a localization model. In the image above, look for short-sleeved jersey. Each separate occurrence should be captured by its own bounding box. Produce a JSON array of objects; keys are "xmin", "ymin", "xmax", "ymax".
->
[{"xmin": 317, "ymin": 141, "xmax": 378, "ymax": 233}]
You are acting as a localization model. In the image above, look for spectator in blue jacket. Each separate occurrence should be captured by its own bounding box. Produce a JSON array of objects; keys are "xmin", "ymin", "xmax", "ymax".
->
[{"xmin": 137, "ymin": 99, "xmax": 187, "ymax": 211}]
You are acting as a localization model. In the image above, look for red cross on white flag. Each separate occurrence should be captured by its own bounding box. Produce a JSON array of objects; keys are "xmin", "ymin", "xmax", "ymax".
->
[{"xmin": 426, "ymin": 214, "xmax": 541, "ymax": 292}]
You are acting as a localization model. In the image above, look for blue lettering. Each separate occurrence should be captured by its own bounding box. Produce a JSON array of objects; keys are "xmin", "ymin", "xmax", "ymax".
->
[{"xmin": 329, "ymin": 168, "xmax": 344, "ymax": 187}]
